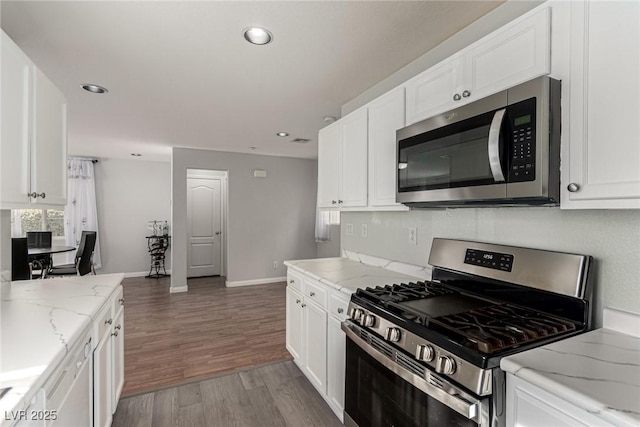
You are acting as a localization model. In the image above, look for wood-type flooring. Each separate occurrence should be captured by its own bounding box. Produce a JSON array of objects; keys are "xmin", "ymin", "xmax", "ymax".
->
[
  {"xmin": 113, "ymin": 361, "xmax": 342, "ymax": 427},
  {"xmin": 122, "ymin": 276, "xmax": 290, "ymax": 396}
]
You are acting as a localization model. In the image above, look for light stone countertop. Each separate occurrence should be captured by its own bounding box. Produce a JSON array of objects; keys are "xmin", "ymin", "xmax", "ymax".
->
[
  {"xmin": 501, "ymin": 308, "xmax": 640, "ymax": 426},
  {"xmin": 284, "ymin": 255, "xmax": 430, "ymax": 296},
  {"xmin": 0, "ymin": 273, "xmax": 124, "ymax": 426}
]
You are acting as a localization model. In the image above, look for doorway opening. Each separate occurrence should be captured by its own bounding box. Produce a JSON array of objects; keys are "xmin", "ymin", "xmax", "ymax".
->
[{"xmin": 186, "ymin": 169, "xmax": 228, "ymax": 278}]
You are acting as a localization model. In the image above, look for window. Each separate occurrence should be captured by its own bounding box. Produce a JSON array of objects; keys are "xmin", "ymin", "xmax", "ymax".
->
[{"xmin": 12, "ymin": 209, "xmax": 65, "ymax": 237}]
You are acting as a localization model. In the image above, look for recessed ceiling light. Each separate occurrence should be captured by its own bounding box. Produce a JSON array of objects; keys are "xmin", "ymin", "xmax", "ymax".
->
[
  {"xmin": 82, "ymin": 84, "xmax": 108, "ymax": 94},
  {"xmin": 130, "ymin": 153, "xmax": 142, "ymax": 157},
  {"xmin": 243, "ymin": 27, "xmax": 273, "ymax": 45},
  {"xmin": 276, "ymin": 132, "xmax": 289, "ymax": 137}
]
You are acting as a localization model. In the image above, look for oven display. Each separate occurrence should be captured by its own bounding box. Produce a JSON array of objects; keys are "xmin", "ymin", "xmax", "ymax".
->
[{"xmin": 465, "ymin": 249, "xmax": 513, "ymax": 272}]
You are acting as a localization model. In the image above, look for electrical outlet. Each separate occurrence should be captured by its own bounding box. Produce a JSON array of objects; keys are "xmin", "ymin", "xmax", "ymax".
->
[
  {"xmin": 361, "ymin": 224, "xmax": 368, "ymax": 238},
  {"xmin": 346, "ymin": 223, "xmax": 354, "ymax": 236},
  {"xmin": 273, "ymin": 261, "xmax": 279, "ymax": 269},
  {"xmin": 408, "ymin": 227, "xmax": 417, "ymax": 245}
]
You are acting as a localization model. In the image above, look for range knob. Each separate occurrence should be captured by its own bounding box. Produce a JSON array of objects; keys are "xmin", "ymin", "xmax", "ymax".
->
[
  {"xmin": 361, "ymin": 314, "xmax": 376, "ymax": 327},
  {"xmin": 436, "ymin": 355, "xmax": 457, "ymax": 375},
  {"xmin": 349, "ymin": 308, "xmax": 364, "ymax": 322},
  {"xmin": 385, "ymin": 327, "xmax": 402, "ymax": 343},
  {"xmin": 416, "ymin": 344, "xmax": 435, "ymax": 362}
]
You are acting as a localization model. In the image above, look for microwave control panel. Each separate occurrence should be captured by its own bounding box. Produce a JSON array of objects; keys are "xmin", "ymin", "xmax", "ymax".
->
[{"xmin": 507, "ymin": 98, "xmax": 536, "ymax": 182}]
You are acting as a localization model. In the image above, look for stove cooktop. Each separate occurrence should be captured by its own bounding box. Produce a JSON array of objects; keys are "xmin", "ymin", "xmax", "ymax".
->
[{"xmin": 354, "ymin": 281, "xmax": 581, "ymax": 357}]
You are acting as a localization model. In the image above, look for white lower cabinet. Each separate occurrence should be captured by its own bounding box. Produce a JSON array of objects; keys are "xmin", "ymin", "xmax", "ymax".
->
[
  {"xmin": 506, "ymin": 374, "xmax": 614, "ymax": 427},
  {"xmin": 285, "ymin": 269, "xmax": 349, "ymax": 422},
  {"xmin": 93, "ymin": 286, "xmax": 124, "ymax": 427}
]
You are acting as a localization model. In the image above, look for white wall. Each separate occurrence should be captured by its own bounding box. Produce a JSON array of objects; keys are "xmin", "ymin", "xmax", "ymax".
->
[
  {"xmin": 317, "ymin": 224, "xmax": 341, "ymax": 258},
  {"xmin": 341, "ymin": 209, "xmax": 640, "ymax": 328},
  {"xmin": 0, "ymin": 210, "xmax": 11, "ymax": 282},
  {"xmin": 171, "ymin": 148, "xmax": 318, "ymax": 291},
  {"xmin": 94, "ymin": 158, "xmax": 171, "ymax": 275}
]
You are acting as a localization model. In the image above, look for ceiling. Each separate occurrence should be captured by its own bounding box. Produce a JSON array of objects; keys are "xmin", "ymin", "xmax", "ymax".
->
[{"xmin": 1, "ymin": 1, "xmax": 503, "ymax": 161}]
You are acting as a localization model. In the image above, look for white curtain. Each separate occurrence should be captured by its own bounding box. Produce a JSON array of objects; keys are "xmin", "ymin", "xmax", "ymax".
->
[
  {"xmin": 315, "ymin": 209, "xmax": 330, "ymax": 242},
  {"xmin": 10, "ymin": 210, "xmax": 22, "ymax": 237},
  {"xmin": 64, "ymin": 158, "xmax": 101, "ymax": 268}
]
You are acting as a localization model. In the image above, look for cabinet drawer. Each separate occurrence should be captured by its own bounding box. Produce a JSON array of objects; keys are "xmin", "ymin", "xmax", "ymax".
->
[
  {"xmin": 287, "ymin": 271, "xmax": 303, "ymax": 293},
  {"xmin": 304, "ymin": 279, "xmax": 328, "ymax": 309},
  {"xmin": 95, "ymin": 302, "xmax": 113, "ymax": 346},
  {"xmin": 329, "ymin": 292, "xmax": 350, "ymax": 321}
]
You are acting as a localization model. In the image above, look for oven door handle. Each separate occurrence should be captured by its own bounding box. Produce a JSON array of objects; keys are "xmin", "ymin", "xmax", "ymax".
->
[
  {"xmin": 488, "ymin": 108, "xmax": 506, "ymax": 183},
  {"xmin": 342, "ymin": 321, "xmax": 487, "ymax": 424}
]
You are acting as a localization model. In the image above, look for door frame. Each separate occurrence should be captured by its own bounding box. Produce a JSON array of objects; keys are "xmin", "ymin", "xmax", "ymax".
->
[{"xmin": 186, "ymin": 169, "xmax": 228, "ymax": 277}]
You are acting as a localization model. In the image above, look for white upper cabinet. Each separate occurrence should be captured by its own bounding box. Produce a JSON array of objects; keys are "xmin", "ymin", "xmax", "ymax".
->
[
  {"xmin": 317, "ymin": 121, "xmax": 341, "ymax": 208},
  {"xmin": 464, "ymin": 8, "xmax": 551, "ymax": 104},
  {"xmin": 368, "ymin": 87, "xmax": 407, "ymax": 207},
  {"xmin": 339, "ymin": 108, "xmax": 368, "ymax": 207},
  {"xmin": 0, "ymin": 30, "xmax": 67, "ymax": 209},
  {"xmin": 405, "ymin": 56, "xmax": 463, "ymax": 126},
  {"xmin": 405, "ymin": 7, "xmax": 551, "ymax": 125},
  {"xmin": 317, "ymin": 107, "xmax": 368, "ymax": 209},
  {"xmin": 561, "ymin": 0, "xmax": 640, "ymax": 209}
]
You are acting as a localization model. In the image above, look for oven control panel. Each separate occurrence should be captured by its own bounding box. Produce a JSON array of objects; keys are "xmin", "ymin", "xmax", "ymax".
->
[{"xmin": 465, "ymin": 249, "xmax": 514, "ymax": 272}]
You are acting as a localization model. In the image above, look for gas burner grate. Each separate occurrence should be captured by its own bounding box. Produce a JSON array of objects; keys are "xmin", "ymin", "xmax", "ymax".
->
[
  {"xmin": 358, "ymin": 281, "xmax": 453, "ymax": 306},
  {"xmin": 430, "ymin": 303, "xmax": 578, "ymax": 354}
]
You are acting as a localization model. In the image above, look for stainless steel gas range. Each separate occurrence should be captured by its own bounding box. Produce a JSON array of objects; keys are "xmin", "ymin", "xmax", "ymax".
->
[{"xmin": 341, "ymin": 238, "xmax": 592, "ymax": 427}]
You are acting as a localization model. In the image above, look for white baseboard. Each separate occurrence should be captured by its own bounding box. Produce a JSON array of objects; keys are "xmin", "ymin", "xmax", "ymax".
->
[
  {"xmin": 225, "ymin": 276, "xmax": 286, "ymax": 287},
  {"xmin": 170, "ymin": 285, "xmax": 188, "ymax": 293}
]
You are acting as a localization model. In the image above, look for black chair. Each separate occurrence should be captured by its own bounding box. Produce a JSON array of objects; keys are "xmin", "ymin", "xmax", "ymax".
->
[
  {"xmin": 11, "ymin": 238, "xmax": 32, "ymax": 281},
  {"xmin": 26, "ymin": 231, "xmax": 52, "ymax": 248},
  {"xmin": 48, "ymin": 231, "xmax": 97, "ymax": 277}
]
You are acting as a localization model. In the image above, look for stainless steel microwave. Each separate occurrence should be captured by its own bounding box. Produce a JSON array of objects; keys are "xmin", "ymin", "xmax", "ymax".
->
[{"xmin": 396, "ymin": 76, "xmax": 560, "ymax": 207}]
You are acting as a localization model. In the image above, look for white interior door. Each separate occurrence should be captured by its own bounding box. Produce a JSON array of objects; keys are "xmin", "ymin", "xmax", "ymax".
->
[{"xmin": 187, "ymin": 177, "xmax": 222, "ymax": 277}]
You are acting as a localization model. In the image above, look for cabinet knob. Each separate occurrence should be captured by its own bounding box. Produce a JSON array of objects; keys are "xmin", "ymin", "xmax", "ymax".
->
[
  {"xmin": 289, "ymin": 280, "xmax": 294, "ymax": 284},
  {"xmin": 27, "ymin": 192, "xmax": 38, "ymax": 198},
  {"xmin": 462, "ymin": 90, "xmax": 471, "ymax": 98},
  {"xmin": 331, "ymin": 200, "xmax": 337, "ymax": 205},
  {"xmin": 296, "ymin": 299, "xmax": 301, "ymax": 304},
  {"xmin": 105, "ymin": 319, "xmax": 113, "ymax": 325},
  {"xmin": 453, "ymin": 93, "xmax": 462, "ymax": 101},
  {"xmin": 115, "ymin": 324, "xmax": 122, "ymax": 330},
  {"xmin": 567, "ymin": 183, "xmax": 580, "ymax": 193},
  {"xmin": 309, "ymin": 291, "xmax": 315, "ymax": 297},
  {"xmin": 39, "ymin": 192, "xmax": 46, "ymax": 199},
  {"xmin": 337, "ymin": 308, "xmax": 344, "ymax": 314},
  {"xmin": 111, "ymin": 331, "xmax": 119, "ymax": 337},
  {"xmin": 301, "ymin": 303, "xmax": 306, "ymax": 308},
  {"xmin": 338, "ymin": 200, "xmax": 343, "ymax": 204},
  {"xmin": 119, "ymin": 297, "xmax": 125, "ymax": 305}
]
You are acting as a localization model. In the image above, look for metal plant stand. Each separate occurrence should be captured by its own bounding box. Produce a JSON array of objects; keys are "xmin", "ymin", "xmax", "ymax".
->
[{"xmin": 146, "ymin": 235, "xmax": 170, "ymax": 278}]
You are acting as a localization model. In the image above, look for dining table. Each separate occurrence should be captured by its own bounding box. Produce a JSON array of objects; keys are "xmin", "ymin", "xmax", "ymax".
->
[{"xmin": 28, "ymin": 246, "xmax": 76, "ymax": 278}]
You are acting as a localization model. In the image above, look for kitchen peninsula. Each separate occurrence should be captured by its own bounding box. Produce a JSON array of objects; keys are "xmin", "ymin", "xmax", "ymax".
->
[{"xmin": 1, "ymin": 274, "xmax": 124, "ymax": 427}]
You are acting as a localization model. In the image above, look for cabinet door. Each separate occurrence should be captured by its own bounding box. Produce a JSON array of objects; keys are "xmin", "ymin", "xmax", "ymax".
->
[
  {"xmin": 93, "ymin": 333, "xmax": 112, "ymax": 427},
  {"xmin": 111, "ymin": 307, "xmax": 124, "ymax": 414},
  {"xmin": 326, "ymin": 315, "xmax": 346, "ymax": 421},
  {"xmin": 340, "ymin": 107, "xmax": 368, "ymax": 207},
  {"xmin": 562, "ymin": 1, "xmax": 640, "ymax": 208},
  {"xmin": 405, "ymin": 55, "xmax": 464, "ymax": 125},
  {"xmin": 464, "ymin": 7, "xmax": 551, "ymax": 103},
  {"xmin": 285, "ymin": 287, "xmax": 304, "ymax": 361},
  {"xmin": 368, "ymin": 87, "xmax": 406, "ymax": 207},
  {"xmin": 507, "ymin": 375, "xmax": 613, "ymax": 426},
  {"xmin": 0, "ymin": 31, "xmax": 31, "ymax": 207},
  {"xmin": 303, "ymin": 300, "xmax": 327, "ymax": 395},
  {"xmin": 31, "ymin": 67, "xmax": 67, "ymax": 206},
  {"xmin": 317, "ymin": 121, "xmax": 341, "ymax": 208}
]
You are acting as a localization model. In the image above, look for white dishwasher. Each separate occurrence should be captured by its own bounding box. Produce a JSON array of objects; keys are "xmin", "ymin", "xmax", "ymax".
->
[{"xmin": 43, "ymin": 326, "xmax": 93, "ymax": 427}]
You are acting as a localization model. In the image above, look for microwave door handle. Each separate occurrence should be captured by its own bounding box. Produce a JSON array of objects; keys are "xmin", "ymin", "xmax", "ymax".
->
[{"xmin": 488, "ymin": 108, "xmax": 506, "ymax": 182}]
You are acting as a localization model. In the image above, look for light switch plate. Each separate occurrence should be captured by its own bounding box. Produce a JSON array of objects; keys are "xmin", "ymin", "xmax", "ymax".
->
[{"xmin": 361, "ymin": 224, "xmax": 368, "ymax": 238}]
